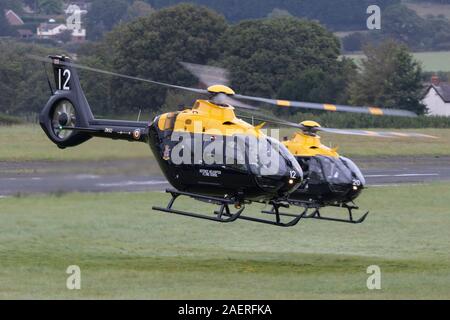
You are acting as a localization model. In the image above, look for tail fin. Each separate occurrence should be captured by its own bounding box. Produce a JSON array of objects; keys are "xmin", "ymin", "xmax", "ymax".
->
[{"xmin": 40, "ymin": 55, "xmax": 94, "ymax": 148}]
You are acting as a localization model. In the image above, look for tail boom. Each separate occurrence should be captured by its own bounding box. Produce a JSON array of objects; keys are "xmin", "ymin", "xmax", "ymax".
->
[{"xmin": 40, "ymin": 55, "xmax": 149, "ymax": 148}]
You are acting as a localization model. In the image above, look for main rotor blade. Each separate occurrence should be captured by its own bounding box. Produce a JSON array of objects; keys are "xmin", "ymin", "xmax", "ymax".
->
[
  {"xmin": 213, "ymin": 93, "xmax": 259, "ymax": 111},
  {"xmin": 234, "ymin": 94, "xmax": 417, "ymax": 118},
  {"xmin": 28, "ymin": 55, "xmax": 209, "ymax": 95},
  {"xmin": 317, "ymin": 128, "xmax": 437, "ymax": 138},
  {"xmin": 238, "ymin": 113, "xmax": 437, "ymax": 139},
  {"xmin": 180, "ymin": 62, "xmax": 230, "ymax": 87},
  {"xmin": 180, "ymin": 61, "xmax": 417, "ymax": 118}
]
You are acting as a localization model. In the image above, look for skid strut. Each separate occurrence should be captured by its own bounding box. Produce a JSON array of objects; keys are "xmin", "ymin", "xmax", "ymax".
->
[
  {"xmin": 152, "ymin": 189, "xmax": 245, "ymax": 223},
  {"xmin": 300, "ymin": 202, "xmax": 369, "ymax": 224},
  {"xmin": 262, "ymin": 201, "xmax": 369, "ymax": 224},
  {"xmin": 152, "ymin": 190, "xmax": 308, "ymax": 227},
  {"xmin": 223, "ymin": 201, "xmax": 309, "ymax": 227}
]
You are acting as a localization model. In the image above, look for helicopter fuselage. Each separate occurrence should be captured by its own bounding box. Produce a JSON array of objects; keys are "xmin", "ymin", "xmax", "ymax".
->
[
  {"xmin": 283, "ymin": 130, "xmax": 365, "ymax": 206},
  {"xmin": 148, "ymin": 100, "xmax": 303, "ymax": 203}
]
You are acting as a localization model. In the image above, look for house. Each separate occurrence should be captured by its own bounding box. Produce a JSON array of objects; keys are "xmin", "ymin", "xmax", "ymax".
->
[
  {"xmin": 4, "ymin": 9, "xmax": 34, "ymax": 38},
  {"xmin": 422, "ymin": 76, "xmax": 450, "ymax": 117},
  {"xmin": 17, "ymin": 29, "xmax": 33, "ymax": 39},
  {"xmin": 36, "ymin": 22, "xmax": 86, "ymax": 42},
  {"xmin": 70, "ymin": 28, "xmax": 86, "ymax": 42},
  {"xmin": 37, "ymin": 23, "xmax": 68, "ymax": 39},
  {"xmin": 4, "ymin": 9, "xmax": 24, "ymax": 26},
  {"xmin": 36, "ymin": 3, "xmax": 87, "ymax": 43}
]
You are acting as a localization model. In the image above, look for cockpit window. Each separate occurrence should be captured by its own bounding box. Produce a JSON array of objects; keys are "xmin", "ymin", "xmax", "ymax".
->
[
  {"xmin": 319, "ymin": 157, "xmax": 353, "ymax": 184},
  {"xmin": 308, "ymin": 156, "xmax": 366, "ymax": 185},
  {"xmin": 340, "ymin": 157, "xmax": 366, "ymax": 185},
  {"xmin": 202, "ymin": 134, "xmax": 301, "ymax": 178},
  {"xmin": 308, "ymin": 156, "xmax": 351, "ymax": 184}
]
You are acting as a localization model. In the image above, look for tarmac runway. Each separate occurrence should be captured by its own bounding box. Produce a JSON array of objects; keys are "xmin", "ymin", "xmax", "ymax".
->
[{"xmin": 1, "ymin": 156, "xmax": 449, "ymax": 196}]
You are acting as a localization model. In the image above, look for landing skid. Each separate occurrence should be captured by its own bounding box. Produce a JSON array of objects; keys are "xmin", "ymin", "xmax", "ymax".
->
[
  {"xmin": 152, "ymin": 189, "xmax": 308, "ymax": 227},
  {"xmin": 225, "ymin": 201, "xmax": 308, "ymax": 227},
  {"xmin": 152, "ymin": 189, "xmax": 245, "ymax": 223},
  {"xmin": 290, "ymin": 201, "xmax": 369, "ymax": 224},
  {"xmin": 252, "ymin": 202, "xmax": 309, "ymax": 227}
]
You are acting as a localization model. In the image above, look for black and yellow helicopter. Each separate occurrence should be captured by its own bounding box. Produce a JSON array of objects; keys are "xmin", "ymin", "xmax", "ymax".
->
[
  {"xmin": 33, "ymin": 55, "xmax": 432, "ymax": 227},
  {"xmin": 180, "ymin": 62, "xmax": 435, "ymax": 224}
]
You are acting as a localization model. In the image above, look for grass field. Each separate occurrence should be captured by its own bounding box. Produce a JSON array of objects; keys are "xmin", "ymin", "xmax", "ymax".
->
[
  {"xmin": 0, "ymin": 125, "xmax": 151, "ymax": 162},
  {"xmin": 1, "ymin": 125, "xmax": 450, "ymax": 162},
  {"xmin": 345, "ymin": 51, "xmax": 450, "ymax": 72},
  {"xmin": 1, "ymin": 183, "xmax": 450, "ymax": 299}
]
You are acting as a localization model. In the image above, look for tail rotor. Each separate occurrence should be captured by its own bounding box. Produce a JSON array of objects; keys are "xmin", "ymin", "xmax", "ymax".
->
[{"xmin": 37, "ymin": 55, "xmax": 93, "ymax": 148}]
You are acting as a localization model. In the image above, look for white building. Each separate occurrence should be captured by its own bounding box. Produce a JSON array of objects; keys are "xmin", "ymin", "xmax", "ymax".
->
[
  {"xmin": 36, "ymin": 22, "xmax": 86, "ymax": 42},
  {"xmin": 36, "ymin": 3, "xmax": 87, "ymax": 42},
  {"xmin": 422, "ymin": 77, "xmax": 450, "ymax": 116},
  {"xmin": 36, "ymin": 23, "xmax": 68, "ymax": 39}
]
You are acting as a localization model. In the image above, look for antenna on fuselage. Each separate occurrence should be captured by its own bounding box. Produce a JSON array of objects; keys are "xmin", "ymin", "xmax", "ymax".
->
[{"xmin": 137, "ymin": 108, "xmax": 141, "ymax": 122}]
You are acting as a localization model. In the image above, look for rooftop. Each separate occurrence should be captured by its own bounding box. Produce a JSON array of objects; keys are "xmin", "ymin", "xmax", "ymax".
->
[{"xmin": 433, "ymin": 83, "xmax": 450, "ymax": 103}]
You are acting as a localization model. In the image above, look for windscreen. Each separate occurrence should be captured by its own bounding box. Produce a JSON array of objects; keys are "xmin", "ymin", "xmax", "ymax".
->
[
  {"xmin": 248, "ymin": 137, "xmax": 302, "ymax": 178},
  {"xmin": 308, "ymin": 156, "xmax": 354, "ymax": 185},
  {"xmin": 340, "ymin": 156, "xmax": 366, "ymax": 185}
]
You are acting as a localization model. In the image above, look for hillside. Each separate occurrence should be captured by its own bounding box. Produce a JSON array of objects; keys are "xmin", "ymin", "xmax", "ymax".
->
[{"xmin": 404, "ymin": 0, "xmax": 450, "ymax": 19}]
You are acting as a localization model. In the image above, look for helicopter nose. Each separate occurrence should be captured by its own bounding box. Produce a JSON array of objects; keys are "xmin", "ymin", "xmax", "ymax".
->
[
  {"xmin": 352, "ymin": 179, "xmax": 363, "ymax": 190},
  {"xmin": 281, "ymin": 168, "xmax": 303, "ymax": 194}
]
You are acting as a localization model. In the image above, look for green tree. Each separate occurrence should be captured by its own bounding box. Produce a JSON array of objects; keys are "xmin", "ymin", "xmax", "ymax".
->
[
  {"xmin": 349, "ymin": 40, "xmax": 425, "ymax": 115},
  {"xmin": 381, "ymin": 4, "xmax": 429, "ymax": 49},
  {"xmin": 374, "ymin": 4, "xmax": 450, "ymax": 51},
  {"xmin": 342, "ymin": 32, "xmax": 370, "ymax": 52},
  {"xmin": 102, "ymin": 3, "xmax": 228, "ymax": 112},
  {"xmin": 86, "ymin": 0, "xmax": 129, "ymax": 40},
  {"xmin": 0, "ymin": 40, "xmax": 54, "ymax": 115},
  {"xmin": 278, "ymin": 59, "xmax": 357, "ymax": 105},
  {"xmin": 267, "ymin": 8, "xmax": 292, "ymax": 19},
  {"xmin": 125, "ymin": 1, "xmax": 155, "ymax": 21},
  {"xmin": 217, "ymin": 17, "xmax": 351, "ymax": 102},
  {"xmin": 4, "ymin": 0, "xmax": 24, "ymax": 13},
  {"xmin": 147, "ymin": 0, "xmax": 399, "ymax": 30},
  {"xmin": 38, "ymin": 0, "xmax": 63, "ymax": 15}
]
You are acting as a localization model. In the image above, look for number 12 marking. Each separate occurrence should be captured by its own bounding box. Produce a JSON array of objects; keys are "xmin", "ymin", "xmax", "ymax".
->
[{"xmin": 58, "ymin": 69, "xmax": 71, "ymax": 90}]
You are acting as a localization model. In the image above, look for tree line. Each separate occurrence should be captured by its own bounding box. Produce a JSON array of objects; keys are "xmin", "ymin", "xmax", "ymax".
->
[
  {"xmin": 343, "ymin": 3, "xmax": 450, "ymax": 52},
  {"xmin": 5, "ymin": 0, "xmax": 450, "ymax": 53},
  {"xmin": 83, "ymin": 0, "xmax": 400, "ymax": 39},
  {"xmin": 0, "ymin": 3, "xmax": 436, "ymax": 125}
]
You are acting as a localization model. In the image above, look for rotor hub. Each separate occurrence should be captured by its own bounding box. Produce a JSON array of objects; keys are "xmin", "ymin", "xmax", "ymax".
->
[
  {"xmin": 207, "ymin": 85, "xmax": 235, "ymax": 96},
  {"xmin": 300, "ymin": 120, "xmax": 321, "ymax": 136},
  {"xmin": 51, "ymin": 100, "xmax": 76, "ymax": 140},
  {"xmin": 58, "ymin": 113, "xmax": 69, "ymax": 126}
]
